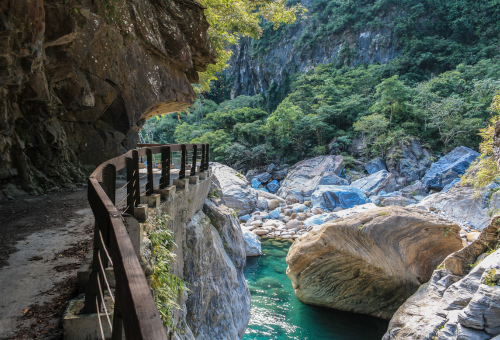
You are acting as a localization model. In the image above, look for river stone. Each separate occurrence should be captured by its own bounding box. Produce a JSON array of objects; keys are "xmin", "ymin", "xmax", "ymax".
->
[
  {"xmin": 254, "ymin": 229, "xmax": 270, "ymax": 235},
  {"xmin": 184, "ymin": 210, "xmax": 250, "ymax": 339},
  {"xmin": 365, "ymin": 157, "xmax": 387, "ymax": 175},
  {"xmin": 423, "ymin": 146, "xmax": 480, "ymax": 190},
  {"xmin": 268, "ymin": 199, "xmax": 280, "ymax": 211},
  {"xmin": 277, "ymin": 155, "xmax": 344, "ymax": 203},
  {"xmin": 251, "ymin": 178, "xmax": 261, "ymax": 189},
  {"xmin": 273, "ymin": 170, "xmax": 287, "ymax": 181},
  {"xmin": 257, "ymin": 190, "xmax": 286, "ymax": 205},
  {"xmin": 267, "ymin": 180, "xmax": 280, "ymax": 194},
  {"xmin": 350, "ymin": 170, "xmax": 396, "ymax": 196},
  {"xmin": 256, "ymin": 172, "xmax": 272, "ymax": 183},
  {"xmin": 212, "ymin": 163, "xmax": 257, "ymax": 216},
  {"xmin": 311, "ymin": 185, "xmax": 369, "ymax": 210},
  {"xmin": 417, "ymin": 186, "xmax": 490, "ymax": 230},
  {"xmin": 286, "ymin": 206, "xmax": 463, "ymax": 319}
]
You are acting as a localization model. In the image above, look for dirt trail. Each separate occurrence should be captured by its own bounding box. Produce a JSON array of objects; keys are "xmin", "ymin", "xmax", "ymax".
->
[{"xmin": 0, "ymin": 187, "xmax": 94, "ymax": 340}]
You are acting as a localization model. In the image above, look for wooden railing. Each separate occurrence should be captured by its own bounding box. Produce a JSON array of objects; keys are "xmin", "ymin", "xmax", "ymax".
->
[{"xmin": 85, "ymin": 143, "xmax": 209, "ymax": 339}]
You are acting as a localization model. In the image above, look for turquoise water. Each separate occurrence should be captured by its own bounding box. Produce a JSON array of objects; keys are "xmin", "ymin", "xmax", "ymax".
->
[{"xmin": 243, "ymin": 238, "xmax": 389, "ymax": 340}]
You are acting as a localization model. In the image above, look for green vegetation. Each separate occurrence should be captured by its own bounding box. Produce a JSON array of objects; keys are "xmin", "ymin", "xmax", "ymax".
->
[
  {"xmin": 484, "ymin": 269, "xmax": 498, "ymax": 287},
  {"xmin": 142, "ymin": 0, "xmax": 500, "ymax": 168},
  {"xmin": 462, "ymin": 95, "xmax": 500, "ymax": 192},
  {"xmin": 148, "ymin": 214, "xmax": 188, "ymax": 328}
]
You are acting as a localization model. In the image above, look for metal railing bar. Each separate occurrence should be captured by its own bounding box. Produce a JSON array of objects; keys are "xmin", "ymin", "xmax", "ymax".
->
[
  {"xmin": 98, "ymin": 230, "xmax": 114, "ymax": 267},
  {"xmin": 115, "ymin": 194, "xmax": 130, "ymax": 209},
  {"xmin": 96, "ymin": 296, "xmax": 106, "ymax": 340},
  {"xmin": 116, "ymin": 181, "xmax": 130, "ymax": 192},
  {"xmin": 97, "ymin": 274, "xmax": 113, "ymax": 331}
]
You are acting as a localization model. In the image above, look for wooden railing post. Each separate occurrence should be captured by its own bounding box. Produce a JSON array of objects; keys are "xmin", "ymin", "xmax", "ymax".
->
[
  {"xmin": 132, "ymin": 150, "xmax": 140, "ymax": 206},
  {"xmin": 204, "ymin": 144, "xmax": 210, "ymax": 171},
  {"xmin": 190, "ymin": 145, "xmax": 197, "ymax": 176},
  {"xmin": 179, "ymin": 144, "xmax": 187, "ymax": 180},
  {"xmin": 146, "ymin": 148, "xmax": 153, "ymax": 196},
  {"xmin": 160, "ymin": 146, "xmax": 170, "ymax": 189},
  {"xmin": 200, "ymin": 144, "xmax": 206, "ymax": 173},
  {"xmin": 102, "ymin": 164, "xmax": 116, "ymax": 205},
  {"xmin": 126, "ymin": 158, "xmax": 134, "ymax": 216}
]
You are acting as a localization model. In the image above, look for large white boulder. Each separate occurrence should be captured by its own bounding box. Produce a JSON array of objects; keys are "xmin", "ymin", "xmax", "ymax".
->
[
  {"xmin": 277, "ymin": 155, "xmax": 344, "ymax": 203},
  {"xmin": 416, "ymin": 186, "xmax": 490, "ymax": 230},
  {"xmin": 242, "ymin": 229, "xmax": 262, "ymax": 256},
  {"xmin": 211, "ymin": 162, "xmax": 257, "ymax": 216}
]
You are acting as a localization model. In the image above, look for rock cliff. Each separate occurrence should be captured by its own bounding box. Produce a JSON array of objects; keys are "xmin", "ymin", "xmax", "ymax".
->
[
  {"xmin": 0, "ymin": 0, "xmax": 215, "ymax": 194},
  {"xmin": 228, "ymin": 0, "xmax": 399, "ymax": 100}
]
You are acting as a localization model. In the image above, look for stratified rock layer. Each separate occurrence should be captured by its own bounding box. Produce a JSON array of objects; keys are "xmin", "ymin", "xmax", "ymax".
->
[
  {"xmin": 286, "ymin": 206, "xmax": 463, "ymax": 319},
  {"xmin": 0, "ymin": 0, "xmax": 215, "ymax": 192},
  {"xmin": 383, "ymin": 218, "xmax": 500, "ymax": 340}
]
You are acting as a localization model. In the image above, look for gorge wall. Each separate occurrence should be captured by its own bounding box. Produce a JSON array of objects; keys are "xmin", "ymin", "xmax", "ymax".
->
[
  {"xmin": 228, "ymin": 0, "xmax": 399, "ymax": 99},
  {"xmin": 0, "ymin": 0, "xmax": 215, "ymax": 195}
]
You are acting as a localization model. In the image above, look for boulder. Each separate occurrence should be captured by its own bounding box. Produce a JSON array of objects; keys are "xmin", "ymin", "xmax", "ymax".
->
[
  {"xmin": 311, "ymin": 185, "xmax": 369, "ymax": 210},
  {"xmin": 365, "ymin": 157, "xmax": 387, "ymax": 175},
  {"xmin": 256, "ymin": 199, "xmax": 269, "ymax": 211},
  {"xmin": 303, "ymin": 203, "xmax": 378, "ymax": 227},
  {"xmin": 379, "ymin": 196, "xmax": 417, "ymax": 207},
  {"xmin": 277, "ymin": 155, "xmax": 344, "ymax": 203},
  {"xmin": 267, "ymin": 163, "xmax": 276, "ymax": 173},
  {"xmin": 416, "ymin": 186, "xmax": 490, "ymax": 230},
  {"xmin": 387, "ymin": 138, "xmax": 433, "ymax": 182},
  {"xmin": 251, "ymin": 178, "xmax": 261, "ymax": 189},
  {"xmin": 267, "ymin": 180, "xmax": 280, "ymax": 194},
  {"xmin": 242, "ymin": 230, "xmax": 262, "ymax": 256},
  {"xmin": 401, "ymin": 181, "xmax": 427, "ymax": 198},
  {"xmin": 212, "ymin": 163, "xmax": 257, "ymax": 216},
  {"xmin": 318, "ymin": 173, "xmax": 349, "ymax": 186},
  {"xmin": 256, "ymin": 190, "xmax": 286, "ymax": 205},
  {"xmin": 272, "ymin": 169, "xmax": 287, "ymax": 181},
  {"xmin": 286, "ymin": 206, "xmax": 463, "ymax": 319},
  {"xmin": 423, "ymin": 146, "xmax": 480, "ymax": 190},
  {"xmin": 255, "ymin": 172, "xmax": 272, "ymax": 183},
  {"xmin": 350, "ymin": 170, "xmax": 396, "ymax": 196},
  {"xmin": 383, "ymin": 219, "xmax": 500, "ymax": 339}
]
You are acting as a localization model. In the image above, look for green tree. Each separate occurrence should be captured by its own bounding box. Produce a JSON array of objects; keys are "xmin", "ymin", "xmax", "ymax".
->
[
  {"xmin": 198, "ymin": 0, "xmax": 306, "ymax": 89},
  {"xmin": 371, "ymin": 75, "xmax": 411, "ymax": 127}
]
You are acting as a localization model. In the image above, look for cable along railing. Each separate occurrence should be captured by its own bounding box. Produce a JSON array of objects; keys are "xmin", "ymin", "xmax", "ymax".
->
[{"xmin": 85, "ymin": 143, "xmax": 209, "ymax": 339}]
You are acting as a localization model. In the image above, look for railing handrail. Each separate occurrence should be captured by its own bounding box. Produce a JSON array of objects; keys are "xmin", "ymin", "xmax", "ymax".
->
[{"xmin": 86, "ymin": 143, "xmax": 209, "ymax": 339}]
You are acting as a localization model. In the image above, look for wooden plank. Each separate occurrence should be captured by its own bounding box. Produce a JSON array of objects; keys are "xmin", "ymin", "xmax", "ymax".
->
[{"xmin": 126, "ymin": 158, "xmax": 134, "ymax": 215}]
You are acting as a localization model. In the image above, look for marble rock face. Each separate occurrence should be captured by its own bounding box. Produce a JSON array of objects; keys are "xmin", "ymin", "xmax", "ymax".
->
[
  {"xmin": 277, "ymin": 155, "xmax": 344, "ymax": 203},
  {"xmin": 384, "ymin": 219, "xmax": 500, "ymax": 340},
  {"xmin": 211, "ymin": 163, "xmax": 257, "ymax": 216},
  {"xmin": 286, "ymin": 206, "xmax": 463, "ymax": 320},
  {"xmin": 423, "ymin": 146, "xmax": 480, "ymax": 190}
]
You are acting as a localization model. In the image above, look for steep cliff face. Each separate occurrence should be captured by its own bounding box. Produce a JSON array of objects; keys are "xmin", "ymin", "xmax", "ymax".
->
[
  {"xmin": 0, "ymin": 0, "xmax": 215, "ymax": 195},
  {"xmin": 229, "ymin": 0, "xmax": 399, "ymax": 99}
]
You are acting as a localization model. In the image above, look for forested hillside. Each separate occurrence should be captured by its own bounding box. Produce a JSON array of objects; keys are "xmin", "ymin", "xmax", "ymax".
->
[{"xmin": 141, "ymin": 0, "xmax": 500, "ymax": 168}]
